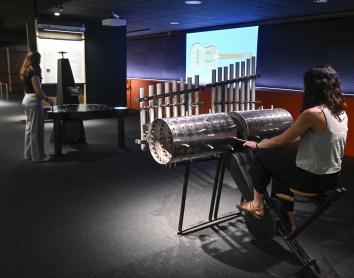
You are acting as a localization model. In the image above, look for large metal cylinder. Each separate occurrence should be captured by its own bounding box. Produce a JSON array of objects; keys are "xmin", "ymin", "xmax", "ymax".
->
[
  {"xmin": 148, "ymin": 113, "xmax": 238, "ymax": 164},
  {"xmin": 230, "ymin": 108, "xmax": 293, "ymax": 140},
  {"xmin": 148, "ymin": 108, "xmax": 293, "ymax": 165}
]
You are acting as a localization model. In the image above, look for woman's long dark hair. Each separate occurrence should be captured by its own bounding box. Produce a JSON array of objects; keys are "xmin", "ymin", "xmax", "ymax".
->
[
  {"xmin": 19, "ymin": 51, "xmax": 41, "ymax": 81},
  {"xmin": 301, "ymin": 65, "xmax": 346, "ymax": 116}
]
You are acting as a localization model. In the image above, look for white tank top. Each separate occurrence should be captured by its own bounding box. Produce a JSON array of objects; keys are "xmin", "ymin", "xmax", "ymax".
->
[{"xmin": 296, "ymin": 105, "xmax": 348, "ymax": 175}]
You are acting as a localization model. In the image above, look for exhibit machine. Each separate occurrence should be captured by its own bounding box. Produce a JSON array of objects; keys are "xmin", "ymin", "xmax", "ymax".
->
[
  {"xmin": 46, "ymin": 52, "xmax": 127, "ymax": 155},
  {"xmin": 136, "ymin": 56, "xmax": 345, "ymax": 277}
]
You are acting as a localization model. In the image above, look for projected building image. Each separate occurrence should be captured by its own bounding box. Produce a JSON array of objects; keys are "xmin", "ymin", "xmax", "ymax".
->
[{"xmin": 186, "ymin": 26, "xmax": 259, "ymax": 84}]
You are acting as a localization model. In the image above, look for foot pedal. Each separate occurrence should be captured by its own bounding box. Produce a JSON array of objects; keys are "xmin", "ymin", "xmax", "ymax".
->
[
  {"xmin": 294, "ymin": 256, "xmax": 340, "ymax": 278},
  {"xmin": 244, "ymin": 207, "xmax": 276, "ymax": 242}
]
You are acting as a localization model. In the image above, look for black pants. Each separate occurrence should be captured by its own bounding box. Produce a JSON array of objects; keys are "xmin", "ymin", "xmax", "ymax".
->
[{"xmin": 250, "ymin": 148, "xmax": 339, "ymax": 211}]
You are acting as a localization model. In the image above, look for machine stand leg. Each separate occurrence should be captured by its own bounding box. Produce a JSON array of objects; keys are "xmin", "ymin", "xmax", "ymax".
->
[
  {"xmin": 213, "ymin": 156, "xmax": 228, "ymax": 220},
  {"xmin": 177, "ymin": 163, "xmax": 191, "ymax": 235},
  {"xmin": 209, "ymin": 158, "xmax": 223, "ymax": 221}
]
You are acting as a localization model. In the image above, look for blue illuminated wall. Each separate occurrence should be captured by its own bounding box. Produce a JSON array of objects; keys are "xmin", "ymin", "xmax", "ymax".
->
[{"xmin": 127, "ymin": 16, "xmax": 354, "ymax": 94}]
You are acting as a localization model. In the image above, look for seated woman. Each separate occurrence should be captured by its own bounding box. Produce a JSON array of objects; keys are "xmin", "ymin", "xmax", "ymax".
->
[{"xmin": 238, "ymin": 65, "xmax": 348, "ymax": 230}]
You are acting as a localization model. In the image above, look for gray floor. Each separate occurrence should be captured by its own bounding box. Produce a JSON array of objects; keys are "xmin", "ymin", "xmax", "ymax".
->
[{"xmin": 0, "ymin": 99, "xmax": 353, "ymax": 278}]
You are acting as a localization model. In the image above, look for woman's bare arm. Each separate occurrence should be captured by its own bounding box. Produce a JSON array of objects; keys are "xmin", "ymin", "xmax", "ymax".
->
[
  {"xmin": 31, "ymin": 76, "xmax": 54, "ymax": 105},
  {"xmin": 244, "ymin": 110, "xmax": 314, "ymax": 149}
]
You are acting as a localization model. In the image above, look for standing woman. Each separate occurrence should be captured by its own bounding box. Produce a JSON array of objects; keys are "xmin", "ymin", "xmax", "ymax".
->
[
  {"xmin": 20, "ymin": 51, "xmax": 54, "ymax": 161},
  {"xmin": 237, "ymin": 65, "xmax": 348, "ymax": 230}
]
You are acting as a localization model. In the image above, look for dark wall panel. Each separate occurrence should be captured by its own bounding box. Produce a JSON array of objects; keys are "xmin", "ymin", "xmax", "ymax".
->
[
  {"xmin": 127, "ymin": 16, "xmax": 354, "ymax": 94},
  {"xmin": 257, "ymin": 17, "xmax": 354, "ymax": 94},
  {"xmin": 127, "ymin": 34, "xmax": 185, "ymax": 80},
  {"xmin": 85, "ymin": 22, "xmax": 126, "ymax": 106}
]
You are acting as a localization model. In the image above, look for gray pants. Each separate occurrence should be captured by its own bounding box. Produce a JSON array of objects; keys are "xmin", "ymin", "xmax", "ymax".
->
[{"xmin": 22, "ymin": 94, "xmax": 46, "ymax": 161}]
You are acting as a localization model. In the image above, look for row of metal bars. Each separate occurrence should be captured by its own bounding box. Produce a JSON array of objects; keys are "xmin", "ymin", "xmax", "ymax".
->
[
  {"xmin": 212, "ymin": 56, "xmax": 256, "ymax": 113},
  {"xmin": 138, "ymin": 57, "xmax": 256, "ymax": 147},
  {"xmin": 0, "ymin": 82, "xmax": 9, "ymax": 101}
]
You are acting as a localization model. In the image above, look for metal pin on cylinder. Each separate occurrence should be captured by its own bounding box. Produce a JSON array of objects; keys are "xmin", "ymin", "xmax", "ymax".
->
[
  {"xmin": 194, "ymin": 75, "xmax": 200, "ymax": 115},
  {"xmin": 211, "ymin": 69, "xmax": 216, "ymax": 113},
  {"xmin": 180, "ymin": 78, "xmax": 186, "ymax": 116},
  {"xmin": 165, "ymin": 82, "xmax": 170, "ymax": 118},
  {"xmin": 149, "ymin": 84, "xmax": 155, "ymax": 123},
  {"xmin": 217, "ymin": 67, "xmax": 223, "ymax": 112},
  {"xmin": 187, "ymin": 77, "xmax": 193, "ymax": 116}
]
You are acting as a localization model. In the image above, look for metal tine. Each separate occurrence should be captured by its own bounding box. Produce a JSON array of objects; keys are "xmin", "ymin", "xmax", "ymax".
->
[
  {"xmin": 187, "ymin": 77, "xmax": 193, "ymax": 116},
  {"xmin": 180, "ymin": 78, "xmax": 186, "ymax": 116},
  {"xmin": 229, "ymin": 64, "xmax": 234, "ymax": 112},
  {"xmin": 157, "ymin": 83, "xmax": 163, "ymax": 119},
  {"xmin": 149, "ymin": 84, "xmax": 155, "ymax": 123},
  {"xmin": 217, "ymin": 67, "xmax": 222, "ymax": 112},
  {"xmin": 194, "ymin": 75, "xmax": 200, "ymax": 115},
  {"xmin": 165, "ymin": 81, "xmax": 170, "ymax": 118},
  {"xmin": 251, "ymin": 56, "xmax": 256, "ymax": 110},
  {"xmin": 223, "ymin": 66, "xmax": 228, "ymax": 113},
  {"xmin": 172, "ymin": 80, "xmax": 178, "ymax": 117},
  {"xmin": 235, "ymin": 62, "xmax": 240, "ymax": 111},
  {"xmin": 246, "ymin": 58, "xmax": 251, "ymax": 111},
  {"xmin": 240, "ymin": 61, "xmax": 246, "ymax": 111},
  {"xmin": 211, "ymin": 69, "xmax": 216, "ymax": 113}
]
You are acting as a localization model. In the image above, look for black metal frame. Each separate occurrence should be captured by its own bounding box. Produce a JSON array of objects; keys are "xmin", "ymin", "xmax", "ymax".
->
[
  {"xmin": 265, "ymin": 193, "xmax": 312, "ymax": 266},
  {"xmin": 266, "ymin": 186, "xmax": 346, "ymax": 268},
  {"xmin": 175, "ymin": 150, "xmax": 346, "ymax": 275},
  {"xmin": 285, "ymin": 187, "xmax": 346, "ymax": 241},
  {"xmin": 177, "ymin": 154, "xmax": 242, "ymax": 235}
]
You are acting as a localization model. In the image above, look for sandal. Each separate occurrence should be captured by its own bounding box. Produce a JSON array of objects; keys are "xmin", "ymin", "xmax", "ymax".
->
[{"xmin": 237, "ymin": 201, "xmax": 265, "ymax": 219}]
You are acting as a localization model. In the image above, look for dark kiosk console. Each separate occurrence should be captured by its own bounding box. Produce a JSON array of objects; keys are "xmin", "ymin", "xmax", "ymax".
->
[
  {"xmin": 48, "ymin": 52, "xmax": 128, "ymax": 155},
  {"xmin": 47, "ymin": 104, "xmax": 127, "ymax": 155}
]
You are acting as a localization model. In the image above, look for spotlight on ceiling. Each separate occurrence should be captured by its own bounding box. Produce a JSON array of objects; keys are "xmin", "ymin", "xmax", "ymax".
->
[
  {"xmin": 313, "ymin": 0, "xmax": 328, "ymax": 3},
  {"xmin": 54, "ymin": 5, "xmax": 63, "ymax": 16},
  {"xmin": 185, "ymin": 1, "xmax": 202, "ymax": 4},
  {"xmin": 170, "ymin": 22, "xmax": 180, "ymax": 25}
]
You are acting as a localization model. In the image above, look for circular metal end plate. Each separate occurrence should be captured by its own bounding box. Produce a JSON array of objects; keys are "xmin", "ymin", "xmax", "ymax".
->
[{"xmin": 149, "ymin": 119, "xmax": 174, "ymax": 164}]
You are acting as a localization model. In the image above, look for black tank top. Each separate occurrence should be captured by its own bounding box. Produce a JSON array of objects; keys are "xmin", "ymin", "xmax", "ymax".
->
[{"xmin": 24, "ymin": 66, "xmax": 41, "ymax": 94}]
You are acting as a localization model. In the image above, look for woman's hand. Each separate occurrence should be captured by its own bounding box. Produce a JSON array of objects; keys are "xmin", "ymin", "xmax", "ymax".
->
[
  {"xmin": 243, "ymin": 140, "xmax": 258, "ymax": 149},
  {"xmin": 46, "ymin": 98, "xmax": 54, "ymax": 106}
]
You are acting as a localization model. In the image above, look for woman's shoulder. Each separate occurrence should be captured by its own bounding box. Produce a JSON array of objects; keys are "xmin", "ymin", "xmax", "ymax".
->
[
  {"xmin": 299, "ymin": 107, "xmax": 324, "ymax": 125},
  {"xmin": 301, "ymin": 107, "xmax": 322, "ymax": 117},
  {"xmin": 27, "ymin": 66, "xmax": 41, "ymax": 77}
]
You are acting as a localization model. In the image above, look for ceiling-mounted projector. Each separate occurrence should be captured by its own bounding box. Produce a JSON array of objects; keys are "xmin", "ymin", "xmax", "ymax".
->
[{"xmin": 102, "ymin": 18, "xmax": 126, "ymax": 27}]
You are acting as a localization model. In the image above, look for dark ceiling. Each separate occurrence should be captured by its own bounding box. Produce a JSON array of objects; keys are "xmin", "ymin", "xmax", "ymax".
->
[{"xmin": 2, "ymin": 0, "xmax": 354, "ymax": 41}]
